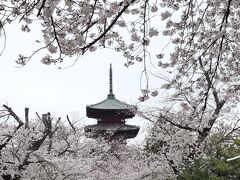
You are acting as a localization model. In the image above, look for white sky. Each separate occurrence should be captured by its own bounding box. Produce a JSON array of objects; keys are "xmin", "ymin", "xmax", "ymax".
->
[{"xmin": 0, "ymin": 20, "xmax": 169, "ymax": 143}]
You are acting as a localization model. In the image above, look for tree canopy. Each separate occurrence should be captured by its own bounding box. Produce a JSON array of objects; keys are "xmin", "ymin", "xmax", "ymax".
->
[{"xmin": 1, "ymin": 0, "xmax": 240, "ymax": 179}]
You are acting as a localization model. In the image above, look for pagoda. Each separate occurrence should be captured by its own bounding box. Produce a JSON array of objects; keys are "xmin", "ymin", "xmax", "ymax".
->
[{"xmin": 85, "ymin": 64, "xmax": 139, "ymax": 142}]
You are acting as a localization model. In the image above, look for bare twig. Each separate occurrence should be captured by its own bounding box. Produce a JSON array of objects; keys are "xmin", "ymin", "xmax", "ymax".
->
[
  {"xmin": 3, "ymin": 104, "xmax": 23, "ymax": 125},
  {"xmin": 67, "ymin": 115, "xmax": 76, "ymax": 132},
  {"xmin": 25, "ymin": 107, "xmax": 29, "ymax": 129},
  {"xmin": 37, "ymin": 0, "xmax": 47, "ymax": 17},
  {"xmin": 81, "ymin": 0, "xmax": 136, "ymax": 53},
  {"xmin": 0, "ymin": 105, "xmax": 24, "ymax": 151}
]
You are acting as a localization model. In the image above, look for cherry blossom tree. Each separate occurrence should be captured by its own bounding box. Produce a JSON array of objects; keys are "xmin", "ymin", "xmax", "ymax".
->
[
  {"xmin": 0, "ymin": 105, "xmax": 175, "ymax": 179},
  {"xmin": 1, "ymin": 0, "xmax": 158, "ymax": 66},
  {"xmin": 0, "ymin": 0, "xmax": 239, "ymax": 97},
  {"xmin": 1, "ymin": 0, "xmax": 240, "ymax": 178},
  {"xmin": 1, "ymin": 0, "xmax": 239, "ymax": 98},
  {"xmin": 143, "ymin": 108, "xmax": 240, "ymax": 177},
  {"xmin": 181, "ymin": 124, "xmax": 240, "ymax": 179}
]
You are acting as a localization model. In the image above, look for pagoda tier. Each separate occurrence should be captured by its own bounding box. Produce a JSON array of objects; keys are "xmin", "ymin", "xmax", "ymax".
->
[
  {"xmin": 84, "ymin": 64, "xmax": 139, "ymax": 140},
  {"xmin": 86, "ymin": 97, "xmax": 137, "ymax": 122},
  {"xmin": 85, "ymin": 123, "xmax": 139, "ymax": 139}
]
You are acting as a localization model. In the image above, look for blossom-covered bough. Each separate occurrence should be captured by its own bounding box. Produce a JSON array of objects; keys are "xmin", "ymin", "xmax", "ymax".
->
[
  {"xmin": 0, "ymin": 0, "xmax": 239, "ymax": 93},
  {"xmin": 1, "ymin": 0, "xmax": 240, "ymax": 178},
  {"xmin": 1, "ymin": 0, "xmax": 151, "ymax": 65},
  {"xmin": 0, "ymin": 105, "xmax": 176, "ymax": 179}
]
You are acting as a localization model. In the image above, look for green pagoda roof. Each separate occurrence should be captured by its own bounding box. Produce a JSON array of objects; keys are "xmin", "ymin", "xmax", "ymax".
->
[
  {"xmin": 87, "ymin": 64, "xmax": 136, "ymax": 111},
  {"xmin": 85, "ymin": 64, "xmax": 139, "ymax": 140},
  {"xmin": 87, "ymin": 96, "xmax": 136, "ymax": 110},
  {"xmin": 86, "ymin": 64, "xmax": 137, "ymax": 119}
]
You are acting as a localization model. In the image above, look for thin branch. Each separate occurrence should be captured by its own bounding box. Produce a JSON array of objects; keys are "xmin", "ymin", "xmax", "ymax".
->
[
  {"xmin": 19, "ymin": 0, "xmax": 41, "ymax": 21},
  {"xmin": 163, "ymin": 152, "xmax": 179, "ymax": 175},
  {"xmin": 137, "ymin": 111, "xmax": 171, "ymax": 136},
  {"xmin": 37, "ymin": 0, "xmax": 47, "ymax": 17},
  {"xmin": 36, "ymin": 112, "xmax": 42, "ymax": 120},
  {"xmin": 82, "ymin": 0, "xmax": 98, "ymax": 37},
  {"xmin": 48, "ymin": 117, "xmax": 61, "ymax": 153},
  {"xmin": 0, "ymin": 105, "xmax": 24, "ymax": 151},
  {"xmin": 67, "ymin": 115, "xmax": 76, "ymax": 132},
  {"xmin": 50, "ymin": 16, "xmax": 64, "ymax": 54},
  {"xmin": 25, "ymin": 107, "xmax": 29, "ymax": 129},
  {"xmin": 3, "ymin": 104, "xmax": 23, "ymax": 125},
  {"xmin": 81, "ymin": 0, "xmax": 136, "ymax": 53},
  {"xmin": 160, "ymin": 114, "xmax": 199, "ymax": 132}
]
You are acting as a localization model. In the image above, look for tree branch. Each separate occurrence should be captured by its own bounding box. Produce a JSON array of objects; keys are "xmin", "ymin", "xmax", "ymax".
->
[
  {"xmin": 81, "ymin": 0, "xmax": 136, "ymax": 53},
  {"xmin": 67, "ymin": 115, "xmax": 76, "ymax": 132},
  {"xmin": 0, "ymin": 105, "xmax": 24, "ymax": 151}
]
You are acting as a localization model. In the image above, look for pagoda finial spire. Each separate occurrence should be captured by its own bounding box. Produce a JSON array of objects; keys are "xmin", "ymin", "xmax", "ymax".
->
[{"xmin": 108, "ymin": 63, "xmax": 115, "ymax": 99}]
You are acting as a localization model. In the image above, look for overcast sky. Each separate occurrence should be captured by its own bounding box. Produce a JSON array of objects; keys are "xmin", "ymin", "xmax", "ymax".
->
[{"xmin": 0, "ymin": 21, "xmax": 168, "ymax": 143}]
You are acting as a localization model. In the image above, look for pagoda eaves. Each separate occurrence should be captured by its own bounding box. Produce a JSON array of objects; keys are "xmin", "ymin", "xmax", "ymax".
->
[{"xmin": 85, "ymin": 64, "xmax": 139, "ymax": 140}]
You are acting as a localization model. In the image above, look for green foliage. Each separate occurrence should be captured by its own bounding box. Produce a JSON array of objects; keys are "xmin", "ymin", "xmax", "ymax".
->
[
  {"xmin": 180, "ymin": 133, "xmax": 240, "ymax": 180},
  {"xmin": 180, "ymin": 160, "xmax": 217, "ymax": 180}
]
